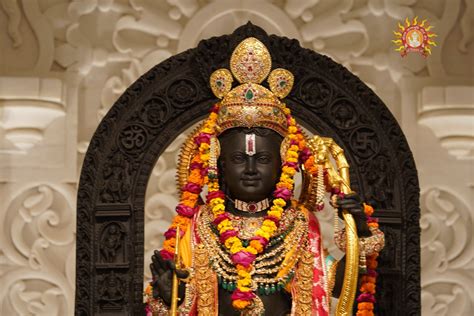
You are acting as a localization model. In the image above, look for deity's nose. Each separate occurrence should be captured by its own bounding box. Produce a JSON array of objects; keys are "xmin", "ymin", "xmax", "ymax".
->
[{"xmin": 244, "ymin": 156, "xmax": 258, "ymax": 175}]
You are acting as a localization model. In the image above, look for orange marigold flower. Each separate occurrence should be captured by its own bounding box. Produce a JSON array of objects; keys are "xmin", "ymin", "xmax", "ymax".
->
[
  {"xmin": 360, "ymin": 282, "xmax": 376, "ymax": 294},
  {"xmin": 357, "ymin": 302, "xmax": 374, "ymax": 310},
  {"xmin": 233, "ymin": 299, "xmax": 251, "ymax": 309},
  {"xmin": 367, "ymin": 257, "xmax": 378, "ymax": 269},
  {"xmin": 249, "ymin": 240, "xmax": 264, "ymax": 253},
  {"xmin": 276, "ymin": 182, "xmax": 294, "ymax": 190},
  {"xmin": 181, "ymin": 199, "xmax": 196, "ymax": 207},
  {"xmin": 236, "ymin": 264, "xmax": 253, "ymax": 272},
  {"xmin": 172, "ymin": 215, "xmax": 191, "ymax": 228},
  {"xmin": 182, "ymin": 191, "xmax": 198, "ymax": 202},
  {"xmin": 364, "ymin": 203, "xmax": 374, "ymax": 216},
  {"xmin": 163, "ymin": 238, "xmax": 176, "ymax": 252}
]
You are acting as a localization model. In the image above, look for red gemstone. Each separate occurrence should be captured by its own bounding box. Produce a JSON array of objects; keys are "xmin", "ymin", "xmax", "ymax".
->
[{"xmin": 248, "ymin": 204, "xmax": 256, "ymax": 212}]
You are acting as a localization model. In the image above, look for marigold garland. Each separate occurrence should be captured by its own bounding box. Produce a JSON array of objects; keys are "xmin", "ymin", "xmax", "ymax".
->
[
  {"xmin": 356, "ymin": 203, "xmax": 380, "ymax": 316},
  {"xmin": 205, "ymin": 103, "xmax": 308, "ymax": 310},
  {"xmin": 154, "ymin": 102, "xmax": 316, "ymax": 311}
]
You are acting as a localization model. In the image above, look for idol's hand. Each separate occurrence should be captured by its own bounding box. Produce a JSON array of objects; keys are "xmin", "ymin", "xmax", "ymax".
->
[
  {"xmin": 334, "ymin": 193, "xmax": 372, "ymax": 237},
  {"xmin": 150, "ymin": 250, "xmax": 189, "ymax": 306}
]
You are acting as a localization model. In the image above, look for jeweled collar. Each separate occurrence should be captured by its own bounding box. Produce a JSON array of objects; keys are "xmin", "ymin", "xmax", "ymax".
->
[{"xmin": 228, "ymin": 197, "xmax": 270, "ymax": 213}]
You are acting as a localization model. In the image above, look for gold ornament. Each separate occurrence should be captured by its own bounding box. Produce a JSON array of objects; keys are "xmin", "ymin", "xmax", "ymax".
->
[
  {"xmin": 268, "ymin": 68, "xmax": 294, "ymax": 98},
  {"xmin": 209, "ymin": 37, "xmax": 295, "ymax": 136},
  {"xmin": 210, "ymin": 69, "xmax": 233, "ymax": 99},
  {"xmin": 230, "ymin": 37, "xmax": 271, "ymax": 84}
]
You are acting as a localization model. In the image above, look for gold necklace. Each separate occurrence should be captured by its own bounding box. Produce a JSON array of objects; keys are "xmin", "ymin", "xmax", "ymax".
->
[{"xmin": 196, "ymin": 205, "xmax": 309, "ymax": 295}]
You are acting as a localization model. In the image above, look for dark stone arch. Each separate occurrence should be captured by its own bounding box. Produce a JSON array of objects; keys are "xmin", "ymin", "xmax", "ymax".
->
[{"xmin": 76, "ymin": 23, "xmax": 420, "ymax": 315}]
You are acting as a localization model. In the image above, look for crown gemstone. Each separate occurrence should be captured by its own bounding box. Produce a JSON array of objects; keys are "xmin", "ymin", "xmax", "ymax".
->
[{"xmin": 245, "ymin": 89, "xmax": 254, "ymax": 100}]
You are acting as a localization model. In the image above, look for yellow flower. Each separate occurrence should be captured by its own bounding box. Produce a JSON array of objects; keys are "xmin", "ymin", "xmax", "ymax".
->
[
  {"xmin": 199, "ymin": 143, "xmax": 210, "ymax": 152},
  {"xmin": 219, "ymin": 225, "xmax": 234, "ymax": 234},
  {"xmin": 288, "ymin": 126, "xmax": 298, "ymax": 134},
  {"xmin": 201, "ymin": 154, "xmax": 210, "ymax": 162},
  {"xmin": 263, "ymin": 220, "xmax": 277, "ymax": 231},
  {"xmin": 287, "ymin": 150, "xmax": 298, "ymax": 159},
  {"xmin": 273, "ymin": 198, "xmax": 286, "ymax": 207},
  {"xmin": 237, "ymin": 269, "xmax": 251, "ymax": 278},
  {"xmin": 212, "ymin": 204, "xmax": 225, "ymax": 213},
  {"xmin": 225, "ymin": 236, "xmax": 241, "ymax": 249},
  {"xmin": 245, "ymin": 246, "xmax": 258, "ymax": 255},
  {"xmin": 268, "ymin": 208, "xmax": 283, "ymax": 218},
  {"xmin": 209, "ymin": 112, "xmax": 218, "ymax": 120},
  {"xmin": 282, "ymin": 166, "xmax": 296, "ymax": 176},
  {"xmin": 286, "ymin": 157, "xmax": 298, "ymax": 163},
  {"xmin": 237, "ymin": 278, "xmax": 252, "ymax": 288},
  {"xmin": 255, "ymin": 230, "xmax": 270, "ymax": 240},
  {"xmin": 217, "ymin": 219, "xmax": 231, "ymax": 231},
  {"xmin": 210, "ymin": 197, "xmax": 224, "ymax": 206},
  {"xmin": 230, "ymin": 243, "xmax": 244, "ymax": 254},
  {"xmin": 261, "ymin": 225, "xmax": 275, "ymax": 234}
]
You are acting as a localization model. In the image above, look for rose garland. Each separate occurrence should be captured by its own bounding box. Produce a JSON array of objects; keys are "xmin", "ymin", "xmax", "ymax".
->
[{"xmin": 356, "ymin": 204, "xmax": 379, "ymax": 316}]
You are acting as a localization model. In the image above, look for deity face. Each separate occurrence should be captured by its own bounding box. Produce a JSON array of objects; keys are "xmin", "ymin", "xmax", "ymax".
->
[{"xmin": 218, "ymin": 128, "xmax": 282, "ymax": 202}]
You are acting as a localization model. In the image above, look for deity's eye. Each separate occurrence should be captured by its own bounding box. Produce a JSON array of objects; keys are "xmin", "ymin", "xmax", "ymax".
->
[
  {"xmin": 257, "ymin": 153, "xmax": 271, "ymax": 164},
  {"xmin": 230, "ymin": 152, "xmax": 246, "ymax": 164}
]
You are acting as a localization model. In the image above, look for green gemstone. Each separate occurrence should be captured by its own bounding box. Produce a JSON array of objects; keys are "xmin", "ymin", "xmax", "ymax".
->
[
  {"xmin": 216, "ymin": 80, "xmax": 223, "ymax": 87},
  {"xmin": 277, "ymin": 283, "xmax": 283, "ymax": 291},
  {"xmin": 258, "ymin": 286, "xmax": 265, "ymax": 295},
  {"xmin": 279, "ymin": 80, "xmax": 286, "ymax": 87},
  {"xmin": 222, "ymin": 281, "xmax": 228, "ymax": 290},
  {"xmin": 264, "ymin": 285, "xmax": 270, "ymax": 295},
  {"xmin": 245, "ymin": 89, "xmax": 254, "ymax": 100},
  {"xmin": 270, "ymin": 284, "xmax": 276, "ymax": 294},
  {"xmin": 230, "ymin": 282, "xmax": 236, "ymax": 291}
]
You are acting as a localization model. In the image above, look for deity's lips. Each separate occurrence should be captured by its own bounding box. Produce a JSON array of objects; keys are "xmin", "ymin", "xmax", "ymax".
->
[{"xmin": 241, "ymin": 177, "xmax": 261, "ymax": 186}]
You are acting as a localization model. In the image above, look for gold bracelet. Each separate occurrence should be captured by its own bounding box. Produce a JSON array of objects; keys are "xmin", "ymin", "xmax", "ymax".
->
[{"xmin": 334, "ymin": 226, "xmax": 385, "ymax": 256}]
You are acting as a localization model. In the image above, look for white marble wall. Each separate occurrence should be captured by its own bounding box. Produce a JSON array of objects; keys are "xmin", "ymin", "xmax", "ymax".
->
[{"xmin": 0, "ymin": 0, "xmax": 472, "ymax": 315}]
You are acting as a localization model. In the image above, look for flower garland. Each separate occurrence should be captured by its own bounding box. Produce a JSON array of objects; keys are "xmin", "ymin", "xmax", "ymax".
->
[
  {"xmin": 157, "ymin": 102, "xmax": 315, "ymax": 311},
  {"xmin": 356, "ymin": 203, "xmax": 379, "ymax": 316},
  {"xmin": 206, "ymin": 104, "xmax": 308, "ymax": 310},
  {"xmin": 159, "ymin": 105, "xmax": 220, "ymax": 260}
]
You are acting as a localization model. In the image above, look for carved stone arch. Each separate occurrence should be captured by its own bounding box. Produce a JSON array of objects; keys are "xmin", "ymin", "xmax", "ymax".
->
[{"xmin": 76, "ymin": 23, "xmax": 420, "ymax": 315}]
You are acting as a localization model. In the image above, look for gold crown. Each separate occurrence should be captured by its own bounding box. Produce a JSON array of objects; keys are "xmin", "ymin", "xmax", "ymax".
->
[{"xmin": 210, "ymin": 37, "xmax": 294, "ymax": 136}]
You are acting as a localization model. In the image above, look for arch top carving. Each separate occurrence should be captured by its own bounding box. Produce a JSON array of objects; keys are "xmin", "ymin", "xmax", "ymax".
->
[{"xmin": 76, "ymin": 23, "xmax": 420, "ymax": 315}]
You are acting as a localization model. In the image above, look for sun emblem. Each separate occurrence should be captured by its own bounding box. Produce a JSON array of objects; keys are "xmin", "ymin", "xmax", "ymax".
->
[{"xmin": 392, "ymin": 16, "xmax": 437, "ymax": 57}]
